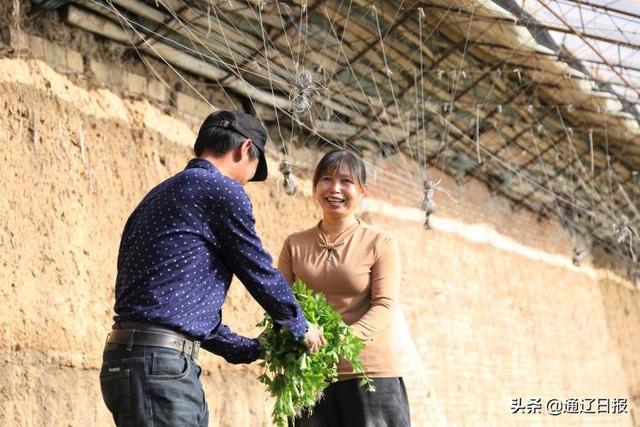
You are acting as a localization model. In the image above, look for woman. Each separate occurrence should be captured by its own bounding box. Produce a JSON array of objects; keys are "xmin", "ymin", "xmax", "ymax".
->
[{"xmin": 278, "ymin": 149, "xmax": 411, "ymax": 427}]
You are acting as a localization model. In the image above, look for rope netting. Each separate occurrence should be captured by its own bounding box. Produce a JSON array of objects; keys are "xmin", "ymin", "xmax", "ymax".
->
[{"xmin": 26, "ymin": 0, "xmax": 640, "ymax": 273}]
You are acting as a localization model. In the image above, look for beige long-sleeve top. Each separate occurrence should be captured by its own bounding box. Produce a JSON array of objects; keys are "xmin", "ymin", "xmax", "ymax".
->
[{"xmin": 278, "ymin": 220, "xmax": 401, "ymax": 380}]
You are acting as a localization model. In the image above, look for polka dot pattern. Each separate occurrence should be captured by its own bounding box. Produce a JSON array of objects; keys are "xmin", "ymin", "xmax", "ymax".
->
[{"xmin": 114, "ymin": 158, "xmax": 307, "ymax": 362}]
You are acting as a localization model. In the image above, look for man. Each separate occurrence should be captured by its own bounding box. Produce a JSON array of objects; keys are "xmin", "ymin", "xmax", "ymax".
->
[{"xmin": 100, "ymin": 110, "xmax": 324, "ymax": 426}]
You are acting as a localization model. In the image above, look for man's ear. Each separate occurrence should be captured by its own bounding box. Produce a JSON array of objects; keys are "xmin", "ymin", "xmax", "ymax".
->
[
  {"xmin": 240, "ymin": 139, "xmax": 253, "ymax": 156},
  {"xmin": 233, "ymin": 139, "xmax": 252, "ymax": 162}
]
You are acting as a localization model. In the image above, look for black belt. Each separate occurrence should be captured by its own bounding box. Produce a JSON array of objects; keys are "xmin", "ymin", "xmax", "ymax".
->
[{"xmin": 106, "ymin": 328, "xmax": 200, "ymax": 361}]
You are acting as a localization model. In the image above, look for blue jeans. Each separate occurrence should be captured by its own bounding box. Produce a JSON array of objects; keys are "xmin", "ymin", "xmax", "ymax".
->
[{"xmin": 100, "ymin": 344, "xmax": 209, "ymax": 427}]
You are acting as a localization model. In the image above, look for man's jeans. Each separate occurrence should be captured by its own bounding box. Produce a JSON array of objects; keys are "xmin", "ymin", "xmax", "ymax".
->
[{"xmin": 100, "ymin": 344, "xmax": 209, "ymax": 427}]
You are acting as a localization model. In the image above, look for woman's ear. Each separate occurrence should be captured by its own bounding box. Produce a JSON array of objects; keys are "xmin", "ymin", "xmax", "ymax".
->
[{"xmin": 361, "ymin": 183, "xmax": 369, "ymax": 196}]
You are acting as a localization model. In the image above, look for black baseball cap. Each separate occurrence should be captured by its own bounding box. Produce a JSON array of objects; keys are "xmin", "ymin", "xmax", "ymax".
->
[{"xmin": 195, "ymin": 110, "xmax": 269, "ymax": 181}]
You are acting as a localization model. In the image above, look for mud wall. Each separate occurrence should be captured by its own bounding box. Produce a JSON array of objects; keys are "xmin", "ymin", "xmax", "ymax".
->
[{"xmin": 0, "ymin": 15, "xmax": 639, "ymax": 427}]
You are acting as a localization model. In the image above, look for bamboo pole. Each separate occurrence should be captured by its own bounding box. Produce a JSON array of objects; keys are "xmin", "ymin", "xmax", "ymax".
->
[
  {"xmin": 66, "ymin": 3, "xmax": 408, "ymax": 150},
  {"xmin": 67, "ymin": 5, "xmax": 288, "ymax": 109},
  {"xmin": 81, "ymin": 0, "xmax": 292, "ymax": 80},
  {"xmin": 105, "ymin": 0, "xmax": 393, "ymax": 125}
]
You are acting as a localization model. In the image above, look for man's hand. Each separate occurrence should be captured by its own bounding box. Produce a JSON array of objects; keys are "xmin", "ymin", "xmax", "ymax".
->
[
  {"xmin": 301, "ymin": 323, "xmax": 325, "ymax": 353},
  {"xmin": 256, "ymin": 330, "xmax": 267, "ymax": 359}
]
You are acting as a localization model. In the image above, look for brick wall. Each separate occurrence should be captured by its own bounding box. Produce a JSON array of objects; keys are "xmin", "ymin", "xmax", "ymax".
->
[{"xmin": 1, "ymin": 32, "xmax": 638, "ymax": 427}]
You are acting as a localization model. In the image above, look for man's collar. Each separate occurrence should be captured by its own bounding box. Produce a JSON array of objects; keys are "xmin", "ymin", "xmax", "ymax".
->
[{"xmin": 186, "ymin": 157, "xmax": 218, "ymax": 174}]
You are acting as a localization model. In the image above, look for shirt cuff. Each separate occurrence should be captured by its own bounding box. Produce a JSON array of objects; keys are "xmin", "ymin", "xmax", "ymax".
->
[{"xmin": 291, "ymin": 320, "xmax": 311, "ymax": 342}]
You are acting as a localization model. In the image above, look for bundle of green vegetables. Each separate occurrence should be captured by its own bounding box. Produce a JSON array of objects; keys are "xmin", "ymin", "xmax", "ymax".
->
[{"xmin": 257, "ymin": 279, "xmax": 374, "ymax": 426}]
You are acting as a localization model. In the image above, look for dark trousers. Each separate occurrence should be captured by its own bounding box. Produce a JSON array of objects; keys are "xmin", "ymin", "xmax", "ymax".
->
[
  {"xmin": 100, "ymin": 344, "xmax": 209, "ymax": 427},
  {"xmin": 294, "ymin": 377, "xmax": 411, "ymax": 427}
]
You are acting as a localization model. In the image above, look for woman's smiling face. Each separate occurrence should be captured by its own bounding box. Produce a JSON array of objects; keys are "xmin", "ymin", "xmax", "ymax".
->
[{"xmin": 314, "ymin": 166, "xmax": 365, "ymax": 217}]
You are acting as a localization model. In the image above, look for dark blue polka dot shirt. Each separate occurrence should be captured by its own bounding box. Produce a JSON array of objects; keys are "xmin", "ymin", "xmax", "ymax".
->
[{"xmin": 113, "ymin": 158, "xmax": 308, "ymax": 363}]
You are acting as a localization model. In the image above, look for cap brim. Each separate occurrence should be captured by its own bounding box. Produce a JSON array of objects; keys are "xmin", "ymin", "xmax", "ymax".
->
[{"xmin": 249, "ymin": 151, "xmax": 268, "ymax": 182}]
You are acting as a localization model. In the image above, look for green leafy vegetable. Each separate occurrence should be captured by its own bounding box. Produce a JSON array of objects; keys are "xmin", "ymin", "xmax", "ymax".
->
[{"xmin": 257, "ymin": 279, "xmax": 375, "ymax": 427}]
